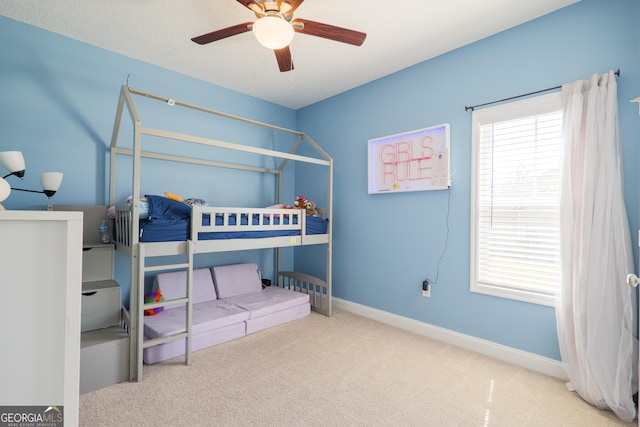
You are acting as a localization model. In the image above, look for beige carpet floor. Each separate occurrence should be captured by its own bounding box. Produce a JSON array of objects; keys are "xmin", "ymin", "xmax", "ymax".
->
[{"xmin": 80, "ymin": 309, "xmax": 634, "ymax": 426}]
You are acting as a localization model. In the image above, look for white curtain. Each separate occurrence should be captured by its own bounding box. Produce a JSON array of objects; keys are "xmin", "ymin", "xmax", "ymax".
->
[{"xmin": 556, "ymin": 70, "xmax": 637, "ymax": 422}]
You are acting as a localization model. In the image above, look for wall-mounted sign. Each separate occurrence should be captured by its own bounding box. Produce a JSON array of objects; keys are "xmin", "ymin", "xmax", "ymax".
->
[{"xmin": 368, "ymin": 123, "xmax": 450, "ymax": 194}]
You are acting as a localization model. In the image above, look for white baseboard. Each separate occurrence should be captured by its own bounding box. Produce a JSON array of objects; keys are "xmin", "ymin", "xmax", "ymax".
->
[{"xmin": 333, "ymin": 297, "xmax": 568, "ymax": 381}]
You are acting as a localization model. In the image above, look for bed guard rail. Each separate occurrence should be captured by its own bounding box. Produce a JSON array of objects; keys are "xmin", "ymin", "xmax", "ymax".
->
[
  {"xmin": 113, "ymin": 204, "xmax": 134, "ymax": 247},
  {"xmin": 191, "ymin": 206, "xmax": 304, "ymax": 236},
  {"xmin": 114, "ymin": 204, "xmax": 328, "ymax": 247},
  {"xmin": 278, "ymin": 271, "xmax": 331, "ymax": 316}
]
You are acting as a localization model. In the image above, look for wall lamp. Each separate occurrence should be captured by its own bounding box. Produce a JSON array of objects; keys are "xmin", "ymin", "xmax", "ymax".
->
[{"xmin": 0, "ymin": 151, "xmax": 63, "ymax": 209}]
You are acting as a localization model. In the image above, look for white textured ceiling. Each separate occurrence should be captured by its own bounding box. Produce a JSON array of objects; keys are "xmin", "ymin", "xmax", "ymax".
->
[{"xmin": 0, "ymin": 0, "xmax": 579, "ymax": 109}]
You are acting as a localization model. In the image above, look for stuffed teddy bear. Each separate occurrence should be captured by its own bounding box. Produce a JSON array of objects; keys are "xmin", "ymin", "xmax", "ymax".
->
[
  {"xmin": 293, "ymin": 195, "xmax": 307, "ymax": 209},
  {"xmin": 281, "ymin": 196, "xmax": 317, "ymax": 214},
  {"xmin": 305, "ymin": 200, "xmax": 318, "ymax": 216}
]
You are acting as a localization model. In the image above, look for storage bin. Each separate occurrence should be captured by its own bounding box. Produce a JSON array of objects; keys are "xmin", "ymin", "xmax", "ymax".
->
[
  {"xmin": 82, "ymin": 244, "xmax": 114, "ymax": 282},
  {"xmin": 80, "ymin": 326, "xmax": 129, "ymax": 393},
  {"xmin": 81, "ymin": 281, "xmax": 120, "ymax": 332}
]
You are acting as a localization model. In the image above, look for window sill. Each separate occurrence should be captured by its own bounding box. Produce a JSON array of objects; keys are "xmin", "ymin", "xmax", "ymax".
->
[{"xmin": 471, "ymin": 283, "xmax": 557, "ymax": 307}]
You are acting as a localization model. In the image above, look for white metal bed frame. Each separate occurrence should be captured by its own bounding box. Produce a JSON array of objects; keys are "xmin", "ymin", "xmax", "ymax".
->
[{"xmin": 108, "ymin": 85, "xmax": 333, "ymax": 381}]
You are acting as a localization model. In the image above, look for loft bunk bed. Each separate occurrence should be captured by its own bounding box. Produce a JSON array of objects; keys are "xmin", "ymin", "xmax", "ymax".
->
[{"xmin": 108, "ymin": 85, "xmax": 333, "ymax": 381}]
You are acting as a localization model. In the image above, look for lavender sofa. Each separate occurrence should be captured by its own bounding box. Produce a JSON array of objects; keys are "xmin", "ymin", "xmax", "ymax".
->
[{"xmin": 142, "ymin": 263, "xmax": 310, "ymax": 364}]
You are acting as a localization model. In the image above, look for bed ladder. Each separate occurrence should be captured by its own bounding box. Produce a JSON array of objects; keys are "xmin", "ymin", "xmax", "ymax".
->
[{"xmin": 129, "ymin": 240, "xmax": 195, "ymax": 381}]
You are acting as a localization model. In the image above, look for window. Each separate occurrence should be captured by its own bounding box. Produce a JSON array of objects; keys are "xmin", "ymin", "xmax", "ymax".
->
[{"xmin": 470, "ymin": 92, "xmax": 562, "ymax": 306}]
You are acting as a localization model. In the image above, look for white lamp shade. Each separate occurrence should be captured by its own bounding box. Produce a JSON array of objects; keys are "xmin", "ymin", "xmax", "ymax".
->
[
  {"xmin": 0, "ymin": 151, "xmax": 25, "ymax": 174},
  {"xmin": 252, "ymin": 16, "xmax": 294, "ymax": 50},
  {"xmin": 0, "ymin": 177, "xmax": 10, "ymax": 202},
  {"xmin": 40, "ymin": 172, "xmax": 63, "ymax": 192}
]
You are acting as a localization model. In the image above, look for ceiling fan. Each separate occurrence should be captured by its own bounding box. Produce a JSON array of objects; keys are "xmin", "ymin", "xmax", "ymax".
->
[{"xmin": 191, "ymin": 0, "xmax": 367, "ymax": 72}]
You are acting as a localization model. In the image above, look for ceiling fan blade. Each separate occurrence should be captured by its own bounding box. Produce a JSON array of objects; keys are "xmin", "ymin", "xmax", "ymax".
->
[
  {"xmin": 191, "ymin": 22, "xmax": 252, "ymax": 45},
  {"xmin": 274, "ymin": 46, "xmax": 294, "ymax": 72},
  {"xmin": 292, "ymin": 19, "xmax": 366, "ymax": 46}
]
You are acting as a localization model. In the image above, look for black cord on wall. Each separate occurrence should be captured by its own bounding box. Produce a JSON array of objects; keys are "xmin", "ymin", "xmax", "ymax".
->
[{"xmin": 425, "ymin": 188, "xmax": 451, "ymax": 285}]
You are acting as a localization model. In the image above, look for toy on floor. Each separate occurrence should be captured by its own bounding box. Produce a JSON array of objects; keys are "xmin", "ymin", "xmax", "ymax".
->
[{"xmin": 144, "ymin": 291, "xmax": 165, "ymax": 316}]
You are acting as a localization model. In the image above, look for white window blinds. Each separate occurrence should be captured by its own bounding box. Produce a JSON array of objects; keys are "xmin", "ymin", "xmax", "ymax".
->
[{"xmin": 471, "ymin": 92, "xmax": 562, "ymax": 305}]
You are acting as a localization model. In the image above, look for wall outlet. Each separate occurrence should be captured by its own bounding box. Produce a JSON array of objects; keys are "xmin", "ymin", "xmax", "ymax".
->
[{"xmin": 422, "ymin": 280, "xmax": 430, "ymax": 298}]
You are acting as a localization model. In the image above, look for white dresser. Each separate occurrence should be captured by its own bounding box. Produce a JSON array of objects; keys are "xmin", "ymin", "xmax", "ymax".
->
[{"xmin": 0, "ymin": 210, "xmax": 82, "ymax": 427}]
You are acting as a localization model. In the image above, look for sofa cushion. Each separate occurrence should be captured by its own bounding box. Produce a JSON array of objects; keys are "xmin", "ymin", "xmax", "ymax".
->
[
  {"xmin": 224, "ymin": 286, "xmax": 309, "ymax": 319},
  {"xmin": 211, "ymin": 263, "xmax": 262, "ymax": 299},
  {"xmin": 245, "ymin": 303, "xmax": 310, "ymax": 335},
  {"xmin": 143, "ymin": 322, "xmax": 246, "ymax": 364},
  {"xmin": 143, "ymin": 299, "xmax": 249, "ymax": 339},
  {"xmin": 153, "ymin": 268, "xmax": 217, "ymax": 310}
]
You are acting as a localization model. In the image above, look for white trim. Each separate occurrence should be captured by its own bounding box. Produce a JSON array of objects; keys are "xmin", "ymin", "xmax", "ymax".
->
[
  {"xmin": 471, "ymin": 283, "xmax": 557, "ymax": 307},
  {"xmin": 333, "ymin": 297, "xmax": 568, "ymax": 381}
]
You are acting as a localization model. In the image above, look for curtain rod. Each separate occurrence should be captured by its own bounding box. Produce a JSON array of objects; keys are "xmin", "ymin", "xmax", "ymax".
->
[{"xmin": 464, "ymin": 69, "xmax": 621, "ymax": 112}]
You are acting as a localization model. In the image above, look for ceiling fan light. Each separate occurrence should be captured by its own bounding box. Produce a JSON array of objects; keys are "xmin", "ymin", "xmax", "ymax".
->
[{"xmin": 252, "ymin": 16, "xmax": 294, "ymax": 50}]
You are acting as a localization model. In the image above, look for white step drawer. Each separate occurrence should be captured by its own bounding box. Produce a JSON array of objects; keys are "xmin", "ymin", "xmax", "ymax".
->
[
  {"xmin": 82, "ymin": 280, "xmax": 120, "ymax": 332},
  {"xmin": 82, "ymin": 244, "xmax": 113, "ymax": 282},
  {"xmin": 82, "ymin": 244, "xmax": 114, "ymax": 282},
  {"xmin": 80, "ymin": 326, "xmax": 129, "ymax": 393}
]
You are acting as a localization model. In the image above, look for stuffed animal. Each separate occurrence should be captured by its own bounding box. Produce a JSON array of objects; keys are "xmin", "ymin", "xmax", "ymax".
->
[
  {"xmin": 305, "ymin": 200, "xmax": 318, "ymax": 216},
  {"xmin": 293, "ymin": 195, "xmax": 307, "ymax": 209},
  {"xmin": 163, "ymin": 192, "xmax": 184, "ymax": 202},
  {"xmin": 290, "ymin": 196, "xmax": 318, "ymax": 215},
  {"xmin": 144, "ymin": 291, "xmax": 165, "ymax": 316}
]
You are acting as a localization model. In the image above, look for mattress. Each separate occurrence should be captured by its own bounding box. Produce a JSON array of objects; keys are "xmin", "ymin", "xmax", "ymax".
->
[
  {"xmin": 138, "ymin": 195, "xmax": 328, "ymax": 242},
  {"xmin": 139, "ymin": 218, "xmax": 190, "ymax": 242}
]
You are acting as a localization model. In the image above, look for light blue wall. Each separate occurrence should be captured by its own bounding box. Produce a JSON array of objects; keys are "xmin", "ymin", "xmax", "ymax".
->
[
  {"xmin": 0, "ymin": 16, "xmax": 297, "ymax": 210},
  {"xmin": 0, "ymin": 15, "xmax": 299, "ymax": 302},
  {"xmin": 1, "ymin": 0, "xmax": 638, "ymax": 361},
  {"xmin": 296, "ymin": 0, "xmax": 640, "ymax": 360}
]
